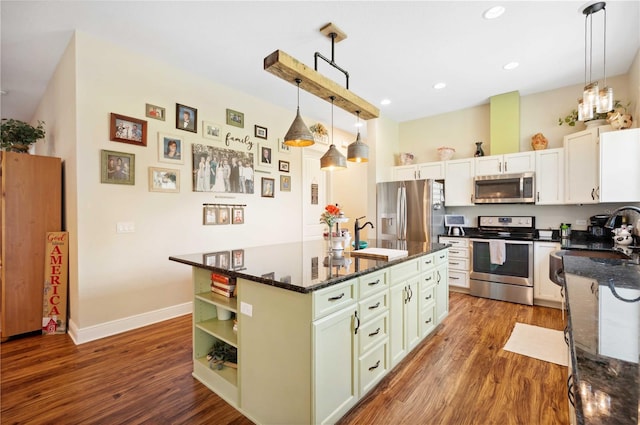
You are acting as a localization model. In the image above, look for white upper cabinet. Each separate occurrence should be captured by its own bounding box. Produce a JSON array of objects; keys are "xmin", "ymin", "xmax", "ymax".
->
[
  {"xmin": 599, "ymin": 128, "xmax": 640, "ymax": 203},
  {"xmin": 392, "ymin": 161, "xmax": 445, "ymax": 181},
  {"xmin": 474, "ymin": 152, "xmax": 535, "ymax": 176},
  {"xmin": 535, "ymin": 148, "xmax": 564, "ymax": 205},
  {"xmin": 444, "ymin": 158, "xmax": 475, "ymax": 206}
]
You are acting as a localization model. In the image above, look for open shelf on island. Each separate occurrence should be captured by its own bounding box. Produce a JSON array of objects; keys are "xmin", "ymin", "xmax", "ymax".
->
[
  {"xmin": 196, "ymin": 318, "xmax": 237, "ymax": 347},
  {"xmin": 195, "ymin": 291, "xmax": 237, "ymax": 312}
]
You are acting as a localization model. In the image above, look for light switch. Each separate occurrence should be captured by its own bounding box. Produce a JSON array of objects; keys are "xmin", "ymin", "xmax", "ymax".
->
[
  {"xmin": 116, "ymin": 221, "xmax": 135, "ymax": 233},
  {"xmin": 240, "ymin": 301, "xmax": 253, "ymax": 317}
]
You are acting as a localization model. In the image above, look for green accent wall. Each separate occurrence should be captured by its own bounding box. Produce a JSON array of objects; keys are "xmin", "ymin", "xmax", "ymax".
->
[{"xmin": 490, "ymin": 91, "xmax": 520, "ymax": 155}]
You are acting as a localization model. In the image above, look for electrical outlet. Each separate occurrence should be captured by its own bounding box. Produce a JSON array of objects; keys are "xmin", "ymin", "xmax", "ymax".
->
[
  {"xmin": 240, "ymin": 301, "xmax": 253, "ymax": 317},
  {"xmin": 575, "ymin": 219, "xmax": 587, "ymax": 225},
  {"xmin": 116, "ymin": 221, "xmax": 135, "ymax": 233}
]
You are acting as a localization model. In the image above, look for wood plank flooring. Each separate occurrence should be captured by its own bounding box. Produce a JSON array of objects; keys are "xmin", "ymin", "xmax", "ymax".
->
[{"xmin": 1, "ymin": 293, "xmax": 568, "ymax": 425}]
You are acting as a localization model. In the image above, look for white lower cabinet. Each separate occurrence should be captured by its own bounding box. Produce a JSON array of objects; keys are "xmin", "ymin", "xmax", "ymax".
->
[
  {"xmin": 438, "ymin": 236, "xmax": 469, "ymax": 289},
  {"xmin": 389, "ymin": 272, "xmax": 420, "ymax": 367},
  {"xmin": 533, "ymin": 241, "xmax": 562, "ymax": 307},
  {"xmin": 435, "ymin": 256, "xmax": 449, "ymax": 323}
]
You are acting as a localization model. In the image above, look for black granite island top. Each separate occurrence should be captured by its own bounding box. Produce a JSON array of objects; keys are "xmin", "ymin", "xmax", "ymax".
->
[
  {"xmin": 169, "ymin": 239, "xmax": 447, "ymax": 294},
  {"xmin": 563, "ymin": 255, "xmax": 639, "ymax": 425}
]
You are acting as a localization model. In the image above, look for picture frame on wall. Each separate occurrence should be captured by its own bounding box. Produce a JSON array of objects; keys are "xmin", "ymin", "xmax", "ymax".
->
[
  {"xmin": 232, "ymin": 207, "xmax": 244, "ymax": 224},
  {"xmin": 259, "ymin": 144, "xmax": 272, "ymax": 167},
  {"xmin": 278, "ymin": 139, "xmax": 291, "ymax": 154},
  {"xmin": 157, "ymin": 132, "xmax": 184, "ymax": 164},
  {"xmin": 110, "ymin": 113, "xmax": 147, "ymax": 146},
  {"xmin": 280, "ymin": 175, "xmax": 291, "ymax": 192},
  {"xmin": 145, "ymin": 103, "xmax": 166, "ymax": 121},
  {"xmin": 191, "ymin": 143, "xmax": 255, "ymax": 193},
  {"xmin": 226, "ymin": 108, "xmax": 244, "ymax": 128},
  {"xmin": 217, "ymin": 207, "xmax": 231, "ymax": 225},
  {"xmin": 261, "ymin": 177, "xmax": 275, "ymax": 198},
  {"xmin": 101, "ymin": 149, "xmax": 135, "ymax": 185},
  {"xmin": 148, "ymin": 167, "xmax": 180, "ymax": 193},
  {"xmin": 203, "ymin": 206, "xmax": 217, "ymax": 225},
  {"xmin": 176, "ymin": 103, "xmax": 198, "ymax": 133},
  {"xmin": 203, "ymin": 121, "xmax": 222, "ymax": 140},
  {"xmin": 278, "ymin": 160, "xmax": 289, "ymax": 172},
  {"xmin": 254, "ymin": 125, "xmax": 268, "ymax": 139}
]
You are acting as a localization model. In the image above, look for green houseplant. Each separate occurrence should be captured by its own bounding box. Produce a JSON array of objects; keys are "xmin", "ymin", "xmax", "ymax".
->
[
  {"xmin": 558, "ymin": 100, "xmax": 629, "ymax": 127},
  {"xmin": 1, "ymin": 118, "xmax": 46, "ymax": 152}
]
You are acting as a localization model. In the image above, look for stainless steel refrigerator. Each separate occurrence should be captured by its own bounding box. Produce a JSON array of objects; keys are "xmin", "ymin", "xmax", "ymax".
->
[{"xmin": 376, "ymin": 180, "xmax": 445, "ymax": 249}]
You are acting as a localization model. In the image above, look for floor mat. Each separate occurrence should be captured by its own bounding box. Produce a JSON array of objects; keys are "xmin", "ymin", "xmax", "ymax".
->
[{"xmin": 503, "ymin": 322, "xmax": 568, "ymax": 366}]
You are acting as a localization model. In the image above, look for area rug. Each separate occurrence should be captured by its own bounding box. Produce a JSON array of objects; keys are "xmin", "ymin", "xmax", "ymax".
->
[{"xmin": 503, "ymin": 322, "xmax": 568, "ymax": 366}]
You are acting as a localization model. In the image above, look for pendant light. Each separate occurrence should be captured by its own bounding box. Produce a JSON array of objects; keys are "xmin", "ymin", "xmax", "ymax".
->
[
  {"xmin": 284, "ymin": 78, "xmax": 315, "ymax": 147},
  {"xmin": 347, "ymin": 111, "xmax": 369, "ymax": 163},
  {"xmin": 578, "ymin": 2, "xmax": 613, "ymax": 121},
  {"xmin": 320, "ymin": 96, "xmax": 347, "ymax": 171}
]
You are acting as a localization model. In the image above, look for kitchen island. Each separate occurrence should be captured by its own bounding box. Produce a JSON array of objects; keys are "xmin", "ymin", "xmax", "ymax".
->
[
  {"xmin": 170, "ymin": 240, "xmax": 448, "ymax": 425},
  {"xmin": 562, "ymin": 252, "xmax": 639, "ymax": 425}
]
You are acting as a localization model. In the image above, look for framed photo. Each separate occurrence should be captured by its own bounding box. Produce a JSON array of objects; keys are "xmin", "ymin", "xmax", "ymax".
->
[
  {"xmin": 145, "ymin": 103, "xmax": 165, "ymax": 121},
  {"xmin": 261, "ymin": 272, "xmax": 275, "ymax": 280},
  {"xmin": 278, "ymin": 139, "xmax": 291, "ymax": 154},
  {"xmin": 261, "ymin": 177, "xmax": 275, "ymax": 198},
  {"xmin": 157, "ymin": 132, "xmax": 184, "ymax": 164},
  {"xmin": 232, "ymin": 207, "xmax": 244, "ymax": 224},
  {"xmin": 259, "ymin": 144, "xmax": 273, "ymax": 167},
  {"xmin": 280, "ymin": 175, "xmax": 291, "ymax": 192},
  {"xmin": 176, "ymin": 103, "xmax": 198, "ymax": 133},
  {"xmin": 226, "ymin": 108, "xmax": 244, "ymax": 128},
  {"xmin": 203, "ymin": 206, "xmax": 217, "ymax": 225},
  {"xmin": 110, "ymin": 113, "xmax": 147, "ymax": 146},
  {"xmin": 192, "ymin": 144, "xmax": 255, "ymax": 194},
  {"xmin": 217, "ymin": 251, "xmax": 231, "ymax": 269},
  {"xmin": 148, "ymin": 167, "xmax": 180, "ymax": 193},
  {"xmin": 217, "ymin": 207, "xmax": 230, "ymax": 225},
  {"xmin": 278, "ymin": 160, "xmax": 290, "ymax": 173},
  {"xmin": 203, "ymin": 252, "xmax": 217, "ymax": 266},
  {"xmin": 101, "ymin": 150, "xmax": 135, "ymax": 185},
  {"xmin": 254, "ymin": 125, "xmax": 268, "ymax": 139},
  {"xmin": 232, "ymin": 249, "xmax": 245, "ymax": 269},
  {"xmin": 203, "ymin": 121, "xmax": 222, "ymax": 141}
]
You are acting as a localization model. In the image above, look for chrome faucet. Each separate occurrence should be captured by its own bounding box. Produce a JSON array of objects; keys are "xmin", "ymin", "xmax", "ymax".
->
[
  {"xmin": 354, "ymin": 216, "xmax": 374, "ymax": 251},
  {"xmin": 604, "ymin": 206, "xmax": 640, "ymax": 228}
]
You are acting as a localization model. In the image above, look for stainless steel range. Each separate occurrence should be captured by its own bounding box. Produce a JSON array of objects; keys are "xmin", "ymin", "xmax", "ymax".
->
[{"xmin": 469, "ymin": 215, "xmax": 535, "ymax": 305}]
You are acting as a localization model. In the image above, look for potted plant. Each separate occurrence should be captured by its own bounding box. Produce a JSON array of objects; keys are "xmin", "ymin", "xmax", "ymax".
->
[
  {"xmin": 558, "ymin": 100, "xmax": 630, "ymax": 127},
  {"xmin": 1, "ymin": 118, "xmax": 46, "ymax": 153}
]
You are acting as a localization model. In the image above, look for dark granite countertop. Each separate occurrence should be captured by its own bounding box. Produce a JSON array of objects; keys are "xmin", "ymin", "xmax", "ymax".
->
[
  {"xmin": 169, "ymin": 239, "xmax": 448, "ymax": 294},
  {"xmin": 563, "ymin": 255, "xmax": 639, "ymax": 425}
]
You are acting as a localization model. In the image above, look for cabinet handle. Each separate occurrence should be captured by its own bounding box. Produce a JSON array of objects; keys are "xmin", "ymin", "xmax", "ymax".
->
[
  {"xmin": 436, "ymin": 270, "xmax": 442, "ymax": 284},
  {"xmin": 498, "ymin": 162, "xmax": 502, "ymax": 173},
  {"xmin": 567, "ymin": 375, "xmax": 576, "ymax": 407},
  {"xmin": 368, "ymin": 302, "xmax": 381, "ymax": 310},
  {"xmin": 504, "ymin": 162, "xmax": 508, "ymax": 173},
  {"xmin": 425, "ymin": 318, "xmax": 432, "ymax": 324},
  {"xmin": 424, "ymin": 259, "xmax": 433, "ymax": 265},
  {"xmin": 354, "ymin": 310, "xmax": 360, "ymax": 335},
  {"xmin": 408, "ymin": 285, "xmax": 413, "ymax": 302},
  {"xmin": 591, "ymin": 188, "xmax": 595, "ymax": 200},
  {"xmin": 450, "ymin": 250, "xmax": 459, "ymax": 255},
  {"xmin": 367, "ymin": 279, "xmax": 381, "ymax": 286},
  {"xmin": 450, "ymin": 276, "xmax": 460, "ymax": 280},
  {"xmin": 537, "ymin": 191, "xmax": 540, "ymax": 202},
  {"xmin": 590, "ymin": 282, "xmax": 596, "ymax": 295},
  {"xmin": 368, "ymin": 327, "xmax": 381, "ymax": 337},
  {"xmin": 404, "ymin": 286, "xmax": 408, "ymax": 304},
  {"xmin": 368, "ymin": 360, "xmax": 381, "ymax": 371},
  {"xmin": 425, "ymin": 294, "xmax": 432, "ymax": 300},
  {"xmin": 450, "ymin": 262, "xmax": 459, "ymax": 266},
  {"xmin": 424, "ymin": 276, "xmax": 433, "ymax": 282},
  {"xmin": 439, "ymin": 254, "xmax": 446, "ymax": 260},
  {"xmin": 563, "ymin": 326, "xmax": 569, "ymax": 346},
  {"xmin": 596, "ymin": 186, "xmax": 600, "ymax": 199},
  {"xmin": 328, "ymin": 293, "xmax": 345, "ymax": 301}
]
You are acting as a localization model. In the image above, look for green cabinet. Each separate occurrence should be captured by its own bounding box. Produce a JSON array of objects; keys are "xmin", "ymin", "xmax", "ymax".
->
[{"xmin": 389, "ymin": 258, "xmax": 421, "ymax": 367}]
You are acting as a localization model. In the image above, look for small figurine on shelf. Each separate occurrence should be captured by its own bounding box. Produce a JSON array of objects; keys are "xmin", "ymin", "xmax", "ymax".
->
[{"xmin": 474, "ymin": 141, "xmax": 485, "ymax": 157}]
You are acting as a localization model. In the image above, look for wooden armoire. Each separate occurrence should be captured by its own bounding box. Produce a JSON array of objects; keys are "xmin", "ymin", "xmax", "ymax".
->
[{"xmin": 1, "ymin": 152, "xmax": 62, "ymax": 340}]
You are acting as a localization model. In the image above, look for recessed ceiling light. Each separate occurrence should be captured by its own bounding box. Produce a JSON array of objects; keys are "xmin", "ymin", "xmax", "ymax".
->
[
  {"xmin": 433, "ymin": 82, "xmax": 447, "ymax": 90},
  {"xmin": 483, "ymin": 6, "xmax": 505, "ymax": 19},
  {"xmin": 380, "ymin": 99, "xmax": 391, "ymax": 106},
  {"xmin": 503, "ymin": 61, "xmax": 519, "ymax": 70}
]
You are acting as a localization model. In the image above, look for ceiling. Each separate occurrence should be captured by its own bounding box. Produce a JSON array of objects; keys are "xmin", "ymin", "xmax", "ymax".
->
[{"xmin": 2, "ymin": 1, "xmax": 639, "ymax": 135}]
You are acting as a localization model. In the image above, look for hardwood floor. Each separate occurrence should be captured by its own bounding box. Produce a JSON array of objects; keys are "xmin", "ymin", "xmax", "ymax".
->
[{"xmin": 1, "ymin": 293, "xmax": 568, "ymax": 425}]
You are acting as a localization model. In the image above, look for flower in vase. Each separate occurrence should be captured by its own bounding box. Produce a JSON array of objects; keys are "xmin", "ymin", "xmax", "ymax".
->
[{"xmin": 320, "ymin": 204, "xmax": 341, "ymax": 230}]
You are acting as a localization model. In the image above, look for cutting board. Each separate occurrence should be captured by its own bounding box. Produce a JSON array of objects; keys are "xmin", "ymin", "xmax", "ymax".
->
[{"xmin": 350, "ymin": 248, "xmax": 409, "ymax": 261}]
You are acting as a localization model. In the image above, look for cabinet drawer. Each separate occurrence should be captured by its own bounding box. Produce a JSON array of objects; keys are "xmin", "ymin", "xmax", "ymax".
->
[
  {"xmin": 390, "ymin": 259, "xmax": 420, "ymax": 284},
  {"xmin": 447, "ymin": 247, "xmax": 469, "ymax": 259},
  {"xmin": 358, "ymin": 291, "xmax": 388, "ymax": 322},
  {"xmin": 358, "ymin": 269, "xmax": 389, "ymax": 299},
  {"xmin": 420, "ymin": 253, "xmax": 436, "ymax": 271},
  {"xmin": 358, "ymin": 312, "xmax": 388, "ymax": 354},
  {"xmin": 439, "ymin": 237, "xmax": 469, "ymax": 248},
  {"xmin": 422, "ymin": 270, "xmax": 436, "ymax": 288},
  {"xmin": 448, "ymin": 258, "xmax": 469, "ymax": 271},
  {"xmin": 313, "ymin": 279, "xmax": 356, "ymax": 320},
  {"xmin": 359, "ymin": 341, "xmax": 389, "ymax": 396},
  {"xmin": 448, "ymin": 270, "xmax": 469, "ymax": 288},
  {"xmin": 434, "ymin": 250, "xmax": 448, "ymax": 265},
  {"xmin": 420, "ymin": 305, "xmax": 436, "ymax": 337},
  {"xmin": 420, "ymin": 284, "xmax": 436, "ymax": 308}
]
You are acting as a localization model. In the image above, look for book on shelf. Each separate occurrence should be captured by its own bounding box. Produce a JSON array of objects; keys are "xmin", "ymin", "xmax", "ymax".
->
[
  {"xmin": 212, "ymin": 287, "xmax": 235, "ymax": 298},
  {"xmin": 211, "ymin": 272, "xmax": 235, "ymax": 285},
  {"xmin": 212, "ymin": 281, "xmax": 236, "ymax": 291}
]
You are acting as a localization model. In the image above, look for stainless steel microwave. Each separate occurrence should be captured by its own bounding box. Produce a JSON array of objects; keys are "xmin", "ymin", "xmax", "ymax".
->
[{"xmin": 473, "ymin": 172, "xmax": 535, "ymax": 204}]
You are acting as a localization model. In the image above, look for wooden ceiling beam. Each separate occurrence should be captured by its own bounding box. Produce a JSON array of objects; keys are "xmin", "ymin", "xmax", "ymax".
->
[{"xmin": 263, "ymin": 50, "xmax": 380, "ymax": 120}]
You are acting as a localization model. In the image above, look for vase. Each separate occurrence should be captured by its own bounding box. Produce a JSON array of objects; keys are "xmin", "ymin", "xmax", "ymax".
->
[
  {"xmin": 474, "ymin": 142, "xmax": 484, "ymax": 157},
  {"xmin": 531, "ymin": 133, "xmax": 548, "ymax": 151}
]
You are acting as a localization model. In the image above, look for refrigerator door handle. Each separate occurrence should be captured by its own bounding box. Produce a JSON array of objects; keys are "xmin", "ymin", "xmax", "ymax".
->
[
  {"xmin": 396, "ymin": 187, "xmax": 402, "ymax": 238},
  {"xmin": 398, "ymin": 187, "xmax": 407, "ymax": 239}
]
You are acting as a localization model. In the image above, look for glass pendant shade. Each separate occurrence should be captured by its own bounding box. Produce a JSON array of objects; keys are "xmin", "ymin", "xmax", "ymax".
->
[
  {"xmin": 320, "ymin": 144, "xmax": 347, "ymax": 170},
  {"xmin": 596, "ymin": 86, "xmax": 614, "ymax": 113},
  {"xmin": 347, "ymin": 131, "xmax": 369, "ymax": 162},
  {"xmin": 284, "ymin": 107, "xmax": 315, "ymax": 147},
  {"xmin": 582, "ymin": 82, "xmax": 599, "ymax": 110},
  {"xmin": 578, "ymin": 98, "xmax": 593, "ymax": 122}
]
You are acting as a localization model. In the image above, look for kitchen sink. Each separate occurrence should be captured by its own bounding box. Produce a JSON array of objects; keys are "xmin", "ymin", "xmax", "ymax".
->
[{"xmin": 548, "ymin": 249, "xmax": 632, "ymax": 286}]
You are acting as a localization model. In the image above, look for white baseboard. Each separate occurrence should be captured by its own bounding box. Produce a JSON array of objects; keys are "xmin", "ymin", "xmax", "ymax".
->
[{"xmin": 67, "ymin": 302, "xmax": 193, "ymax": 345}]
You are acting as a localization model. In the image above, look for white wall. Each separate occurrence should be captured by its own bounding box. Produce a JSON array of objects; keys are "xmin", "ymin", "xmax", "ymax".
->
[{"xmin": 32, "ymin": 31, "xmax": 362, "ymax": 343}]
